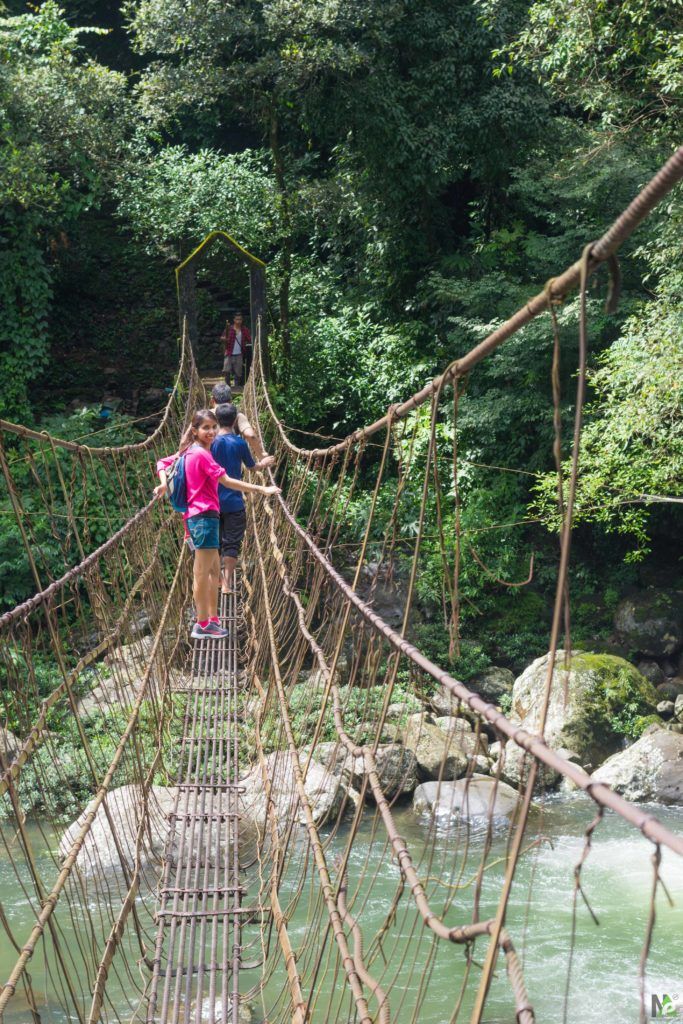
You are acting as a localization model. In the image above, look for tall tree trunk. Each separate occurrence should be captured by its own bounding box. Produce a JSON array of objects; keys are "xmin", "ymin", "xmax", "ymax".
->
[{"xmin": 269, "ymin": 108, "xmax": 293, "ymax": 380}]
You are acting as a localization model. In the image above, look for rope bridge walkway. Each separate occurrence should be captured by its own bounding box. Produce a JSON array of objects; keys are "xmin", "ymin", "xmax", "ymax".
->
[{"xmin": 0, "ymin": 146, "xmax": 682, "ymax": 1024}]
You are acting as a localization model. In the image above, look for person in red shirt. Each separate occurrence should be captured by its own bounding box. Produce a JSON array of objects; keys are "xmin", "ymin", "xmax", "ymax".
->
[
  {"xmin": 221, "ymin": 312, "xmax": 251, "ymax": 387},
  {"xmin": 155, "ymin": 408, "xmax": 279, "ymax": 640}
]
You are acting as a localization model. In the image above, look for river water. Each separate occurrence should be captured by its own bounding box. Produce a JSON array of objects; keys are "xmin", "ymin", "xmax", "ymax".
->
[{"xmin": 1, "ymin": 795, "xmax": 681, "ymax": 1023}]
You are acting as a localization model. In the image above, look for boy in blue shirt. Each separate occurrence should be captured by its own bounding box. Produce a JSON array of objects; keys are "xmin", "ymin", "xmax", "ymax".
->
[{"xmin": 211, "ymin": 403, "xmax": 272, "ymax": 593}]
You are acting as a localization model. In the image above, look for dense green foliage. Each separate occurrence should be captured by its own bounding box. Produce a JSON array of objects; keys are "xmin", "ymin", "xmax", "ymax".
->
[
  {"xmin": 0, "ymin": 408, "xmax": 149, "ymax": 608},
  {"xmin": 1, "ymin": 0, "xmax": 681, "ymax": 672}
]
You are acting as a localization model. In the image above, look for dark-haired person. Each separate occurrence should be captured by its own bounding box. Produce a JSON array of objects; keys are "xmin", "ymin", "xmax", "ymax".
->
[
  {"xmin": 209, "ymin": 382, "xmax": 274, "ymax": 467},
  {"xmin": 211, "ymin": 402, "xmax": 270, "ymax": 593},
  {"xmin": 220, "ymin": 313, "xmax": 251, "ymax": 387},
  {"xmin": 154, "ymin": 409, "xmax": 280, "ymax": 638}
]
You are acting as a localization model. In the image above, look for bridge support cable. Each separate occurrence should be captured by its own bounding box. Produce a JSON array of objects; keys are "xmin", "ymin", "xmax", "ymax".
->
[
  {"xmin": 0, "ymin": 146, "xmax": 682, "ymax": 1024},
  {"xmin": 0, "ymin": 329, "xmax": 201, "ymax": 1023},
  {"xmin": 247, "ymin": 334, "xmax": 683, "ymax": 859},
  {"xmin": 0, "ymin": 541, "xmax": 189, "ymax": 1022},
  {"xmin": 240, "ymin": 140, "xmax": 683, "ymax": 1016},
  {"xmin": 264, "ymin": 144, "xmax": 683, "ymax": 462},
  {"xmin": 245, "ymin": 475, "xmax": 534, "ymax": 1022},
  {"xmin": 0, "ymin": 325, "xmax": 197, "ymax": 600}
]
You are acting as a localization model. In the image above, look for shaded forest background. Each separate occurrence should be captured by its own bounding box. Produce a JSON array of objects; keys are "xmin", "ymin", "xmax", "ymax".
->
[{"xmin": 1, "ymin": 0, "xmax": 681, "ymax": 675}]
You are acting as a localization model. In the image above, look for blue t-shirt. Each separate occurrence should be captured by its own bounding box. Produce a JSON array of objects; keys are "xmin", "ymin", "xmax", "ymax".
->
[{"xmin": 211, "ymin": 433, "xmax": 255, "ymax": 513}]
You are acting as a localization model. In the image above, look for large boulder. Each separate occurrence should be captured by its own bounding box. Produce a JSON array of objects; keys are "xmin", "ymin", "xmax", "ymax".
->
[
  {"xmin": 78, "ymin": 636, "xmax": 181, "ymax": 717},
  {"xmin": 60, "ymin": 783, "xmax": 259, "ymax": 896},
  {"xmin": 386, "ymin": 699, "xmax": 422, "ymax": 722},
  {"xmin": 502, "ymin": 650, "xmax": 658, "ymax": 787},
  {"xmin": 77, "ymin": 674, "xmax": 142, "ymax": 718},
  {"xmin": 592, "ymin": 727, "xmax": 683, "ymax": 804},
  {"xmin": 429, "ymin": 686, "xmax": 473, "ymax": 719},
  {"xmin": 302, "ymin": 741, "xmax": 362, "ymax": 786},
  {"xmin": 358, "ymin": 563, "xmax": 409, "ymax": 628},
  {"xmin": 637, "ymin": 660, "xmax": 666, "ymax": 686},
  {"xmin": 676, "ymin": 694, "xmax": 683, "ymax": 724},
  {"xmin": 435, "ymin": 716, "xmax": 488, "ymax": 758},
  {"xmin": 413, "ymin": 775, "xmax": 519, "ymax": 824},
  {"xmin": 60, "ymin": 784, "xmax": 176, "ymax": 892},
  {"xmin": 308, "ymin": 740, "xmax": 419, "ymax": 798},
  {"xmin": 614, "ymin": 591, "xmax": 683, "ymax": 658},
  {"xmin": 401, "ymin": 713, "xmax": 468, "ymax": 780},
  {"xmin": 656, "ymin": 678, "xmax": 683, "ymax": 703},
  {"xmin": 470, "ymin": 666, "xmax": 515, "ymax": 704},
  {"xmin": 239, "ymin": 751, "xmax": 348, "ymax": 830},
  {"xmin": 362, "ymin": 744, "xmax": 419, "ymax": 798}
]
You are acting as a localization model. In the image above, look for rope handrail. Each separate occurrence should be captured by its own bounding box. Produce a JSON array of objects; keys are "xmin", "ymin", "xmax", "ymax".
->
[
  {"xmin": 0, "ymin": 497, "xmax": 161, "ymax": 631},
  {"xmin": 265, "ymin": 459, "xmax": 683, "ymax": 857},
  {"xmin": 0, "ymin": 327, "xmax": 190, "ymax": 457},
  {"xmin": 267, "ymin": 144, "xmax": 683, "ymax": 458}
]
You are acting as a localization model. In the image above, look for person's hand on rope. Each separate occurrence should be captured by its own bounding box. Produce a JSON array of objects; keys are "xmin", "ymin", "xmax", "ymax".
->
[
  {"xmin": 255, "ymin": 454, "xmax": 276, "ymax": 470},
  {"xmin": 153, "ymin": 471, "xmax": 168, "ymax": 499},
  {"xmin": 263, "ymin": 484, "xmax": 281, "ymax": 496}
]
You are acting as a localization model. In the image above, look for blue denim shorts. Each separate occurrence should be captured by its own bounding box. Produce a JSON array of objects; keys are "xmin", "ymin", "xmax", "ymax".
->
[{"xmin": 186, "ymin": 513, "xmax": 220, "ymax": 550}]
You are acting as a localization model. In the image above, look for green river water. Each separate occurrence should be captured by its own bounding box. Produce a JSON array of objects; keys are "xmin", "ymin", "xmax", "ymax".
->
[{"xmin": 1, "ymin": 795, "xmax": 681, "ymax": 1023}]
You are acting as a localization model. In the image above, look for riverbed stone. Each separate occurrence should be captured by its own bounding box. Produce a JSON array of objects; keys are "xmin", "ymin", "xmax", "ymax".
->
[
  {"xmin": 592, "ymin": 728, "xmax": 683, "ymax": 804},
  {"xmin": 302, "ymin": 741, "xmax": 362, "ymax": 785},
  {"xmin": 77, "ymin": 673, "xmax": 142, "ymax": 717},
  {"xmin": 60, "ymin": 784, "xmax": 176, "ymax": 892},
  {"xmin": 470, "ymin": 754, "xmax": 493, "ymax": 775},
  {"xmin": 386, "ymin": 699, "xmax": 422, "ymax": 721},
  {"xmin": 429, "ymin": 686, "xmax": 469, "ymax": 718},
  {"xmin": 656, "ymin": 679, "xmax": 683, "ymax": 703},
  {"xmin": 239, "ymin": 751, "xmax": 348, "ymax": 829},
  {"xmin": 297, "ymin": 664, "xmax": 343, "ymax": 691},
  {"xmin": 502, "ymin": 650, "xmax": 658, "ymax": 788},
  {"xmin": 401, "ymin": 713, "xmax": 468, "ymax": 780},
  {"xmin": 363, "ymin": 744, "xmax": 419, "ymax": 798},
  {"xmin": 434, "ymin": 715, "xmax": 472, "ymax": 734},
  {"xmin": 413, "ymin": 775, "xmax": 519, "ymax": 822},
  {"xmin": 675, "ymin": 694, "xmax": 683, "ymax": 723},
  {"xmin": 358, "ymin": 566, "xmax": 409, "ymax": 628},
  {"xmin": 78, "ymin": 635, "xmax": 182, "ymax": 717},
  {"xmin": 637, "ymin": 659, "xmax": 666, "ymax": 686},
  {"xmin": 470, "ymin": 666, "xmax": 515, "ymax": 703},
  {"xmin": 614, "ymin": 591, "xmax": 683, "ymax": 658},
  {"xmin": 435, "ymin": 716, "xmax": 488, "ymax": 757},
  {"xmin": 657, "ymin": 701, "xmax": 676, "ymax": 720}
]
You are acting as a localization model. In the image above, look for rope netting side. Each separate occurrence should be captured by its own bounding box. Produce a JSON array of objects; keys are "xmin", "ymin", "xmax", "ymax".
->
[
  {"xmin": 263, "ymin": 143, "xmax": 683, "ymax": 461},
  {"xmin": 0, "ymin": 331, "xmax": 202, "ymax": 1024},
  {"xmin": 0, "ymin": 327, "xmax": 196, "ymax": 595},
  {"xmin": 236, "ymin": 146, "xmax": 683, "ymax": 1024}
]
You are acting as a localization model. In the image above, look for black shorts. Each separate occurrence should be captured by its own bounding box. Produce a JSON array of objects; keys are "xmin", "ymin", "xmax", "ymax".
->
[{"xmin": 220, "ymin": 509, "xmax": 247, "ymax": 559}]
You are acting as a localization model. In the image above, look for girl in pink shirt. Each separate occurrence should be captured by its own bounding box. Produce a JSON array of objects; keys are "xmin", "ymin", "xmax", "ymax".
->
[{"xmin": 155, "ymin": 408, "xmax": 279, "ymax": 639}]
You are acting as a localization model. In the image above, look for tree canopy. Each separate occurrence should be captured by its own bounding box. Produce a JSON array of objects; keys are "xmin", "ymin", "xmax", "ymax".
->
[{"xmin": 1, "ymin": 0, "xmax": 681, "ymax": 661}]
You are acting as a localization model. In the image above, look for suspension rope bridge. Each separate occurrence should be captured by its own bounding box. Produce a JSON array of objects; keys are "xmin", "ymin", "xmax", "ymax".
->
[{"xmin": 0, "ymin": 147, "xmax": 682, "ymax": 1024}]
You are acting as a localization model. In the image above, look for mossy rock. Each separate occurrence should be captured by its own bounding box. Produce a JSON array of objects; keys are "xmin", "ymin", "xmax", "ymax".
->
[
  {"xmin": 614, "ymin": 590, "xmax": 683, "ymax": 658},
  {"xmin": 559, "ymin": 653, "xmax": 658, "ymax": 761},
  {"xmin": 504, "ymin": 650, "xmax": 658, "ymax": 784}
]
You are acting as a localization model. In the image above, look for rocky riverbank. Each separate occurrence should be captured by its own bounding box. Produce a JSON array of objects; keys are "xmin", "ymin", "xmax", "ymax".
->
[{"xmin": 47, "ymin": 584, "xmax": 683, "ymax": 866}]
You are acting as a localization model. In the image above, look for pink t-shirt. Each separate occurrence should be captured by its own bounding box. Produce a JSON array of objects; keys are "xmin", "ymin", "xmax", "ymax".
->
[{"xmin": 156, "ymin": 445, "xmax": 225, "ymax": 520}]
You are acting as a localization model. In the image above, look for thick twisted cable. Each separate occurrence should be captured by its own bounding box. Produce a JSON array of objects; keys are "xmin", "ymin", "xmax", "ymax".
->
[
  {"xmin": 261, "ymin": 144, "xmax": 683, "ymax": 458},
  {"xmin": 0, "ymin": 327, "xmax": 191, "ymax": 457}
]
